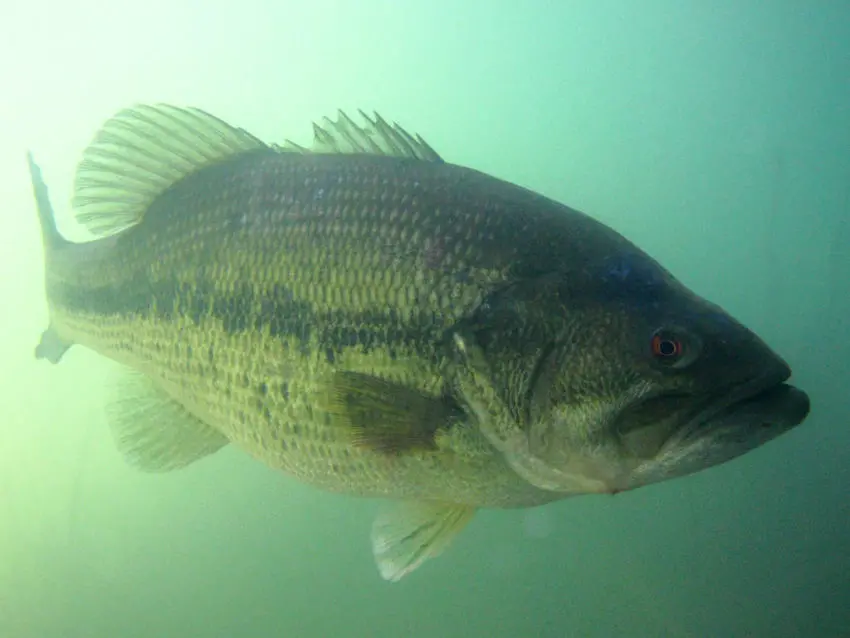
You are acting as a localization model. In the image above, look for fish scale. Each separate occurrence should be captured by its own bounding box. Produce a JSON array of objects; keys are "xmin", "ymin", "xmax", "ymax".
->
[{"xmin": 43, "ymin": 145, "xmax": 558, "ymax": 507}]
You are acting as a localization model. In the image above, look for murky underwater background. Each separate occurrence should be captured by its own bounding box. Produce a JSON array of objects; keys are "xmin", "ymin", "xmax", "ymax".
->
[{"xmin": 1, "ymin": 1, "xmax": 848, "ymax": 636}]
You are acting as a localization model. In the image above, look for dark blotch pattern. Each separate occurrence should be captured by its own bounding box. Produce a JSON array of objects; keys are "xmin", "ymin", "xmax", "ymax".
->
[{"xmin": 50, "ymin": 274, "xmax": 445, "ymax": 361}]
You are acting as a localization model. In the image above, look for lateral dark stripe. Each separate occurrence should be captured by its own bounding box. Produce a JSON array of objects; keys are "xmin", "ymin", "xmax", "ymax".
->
[{"xmin": 49, "ymin": 277, "xmax": 447, "ymax": 359}]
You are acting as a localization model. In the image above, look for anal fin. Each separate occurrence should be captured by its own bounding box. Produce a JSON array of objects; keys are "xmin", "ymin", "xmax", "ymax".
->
[
  {"xmin": 371, "ymin": 501, "xmax": 476, "ymax": 582},
  {"xmin": 106, "ymin": 371, "xmax": 228, "ymax": 472}
]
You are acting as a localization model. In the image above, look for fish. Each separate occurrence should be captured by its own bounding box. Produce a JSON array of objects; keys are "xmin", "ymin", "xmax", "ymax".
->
[{"xmin": 27, "ymin": 104, "xmax": 810, "ymax": 581}]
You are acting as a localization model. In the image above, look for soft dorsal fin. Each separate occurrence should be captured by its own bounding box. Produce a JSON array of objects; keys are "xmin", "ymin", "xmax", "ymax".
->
[
  {"xmin": 278, "ymin": 109, "xmax": 443, "ymax": 162},
  {"xmin": 72, "ymin": 104, "xmax": 269, "ymax": 236}
]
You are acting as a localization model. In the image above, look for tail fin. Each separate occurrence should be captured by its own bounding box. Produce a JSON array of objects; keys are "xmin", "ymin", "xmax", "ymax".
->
[
  {"xmin": 28, "ymin": 152, "xmax": 72, "ymax": 364},
  {"xmin": 27, "ymin": 151, "xmax": 67, "ymax": 252}
]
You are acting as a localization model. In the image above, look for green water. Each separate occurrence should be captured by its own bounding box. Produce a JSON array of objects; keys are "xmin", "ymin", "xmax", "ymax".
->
[{"xmin": 0, "ymin": 1, "xmax": 847, "ymax": 636}]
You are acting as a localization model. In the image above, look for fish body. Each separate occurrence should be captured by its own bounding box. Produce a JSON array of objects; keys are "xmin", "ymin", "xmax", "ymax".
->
[{"xmin": 28, "ymin": 106, "xmax": 810, "ymax": 580}]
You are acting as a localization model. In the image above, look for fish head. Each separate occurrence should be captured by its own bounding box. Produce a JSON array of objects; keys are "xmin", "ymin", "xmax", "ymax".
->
[{"xmin": 519, "ymin": 252, "xmax": 810, "ymax": 494}]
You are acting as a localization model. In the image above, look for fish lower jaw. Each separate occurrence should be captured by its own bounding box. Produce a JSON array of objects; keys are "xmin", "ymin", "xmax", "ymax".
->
[
  {"xmin": 503, "ymin": 449, "xmax": 638, "ymax": 496},
  {"xmin": 574, "ymin": 468, "xmax": 643, "ymax": 496}
]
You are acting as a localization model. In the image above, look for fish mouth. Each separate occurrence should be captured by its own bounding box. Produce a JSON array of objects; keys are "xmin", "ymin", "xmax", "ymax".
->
[
  {"xmin": 667, "ymin": 372, "xmax": 811, "ymax": 450},
  {"xmin": 624, "ymin": 374, "xmax": 810, "ymax": 490}
]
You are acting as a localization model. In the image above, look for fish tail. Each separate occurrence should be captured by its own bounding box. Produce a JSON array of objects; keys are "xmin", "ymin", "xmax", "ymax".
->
[
  {"xmin": 27, "ymin": 151, "xmax": 67, "ymax": 254},
  {"xmin": 27, "ymin": 152, "xmax": 73, "ymax": 364}
]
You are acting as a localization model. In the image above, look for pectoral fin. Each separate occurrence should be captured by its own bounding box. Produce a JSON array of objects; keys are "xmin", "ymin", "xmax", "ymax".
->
[
  {"xmin": 325, "ymin": 371, "xmax": 464, "ymax": 454},
  {"xmin": 371, "ymin": 500, "xmax": 476, "ymax": 582},
  {"xmin": 106, "ymin": 371, "xmax": 228, "ymax": 472}
]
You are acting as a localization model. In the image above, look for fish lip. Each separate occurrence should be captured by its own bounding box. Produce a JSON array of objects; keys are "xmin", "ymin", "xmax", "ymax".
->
[
  {"xmin": 627, "ymin": 381, "xmax": 809, "ymax": 491},
  {"xmin": 669, "ymin": 368, "xmax": 802, "ymax": 446}
]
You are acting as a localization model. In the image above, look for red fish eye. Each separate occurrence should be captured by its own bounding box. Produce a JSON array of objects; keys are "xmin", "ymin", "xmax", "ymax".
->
[{"xmin": 651, "ymin": 334, "xmax": 682, "ymax": 359}]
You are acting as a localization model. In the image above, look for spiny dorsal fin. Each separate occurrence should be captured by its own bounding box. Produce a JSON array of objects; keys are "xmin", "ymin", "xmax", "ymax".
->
[
  {"xmin": 278, "ymin": 109, "xmax": 443, "ymax": 162},
  {"xmin": 72, "ymin": 104, "xmax": 268, "ymax": 236}
]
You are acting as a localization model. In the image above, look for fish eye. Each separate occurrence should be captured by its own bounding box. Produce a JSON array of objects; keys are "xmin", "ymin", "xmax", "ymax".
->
[
  {"xmin": 652, "ymin": 333, "xmax": 681, "ymax": 358},
  {"xmin": 650, "ymin": 328, "xmax": 698, "ymax": 369}
]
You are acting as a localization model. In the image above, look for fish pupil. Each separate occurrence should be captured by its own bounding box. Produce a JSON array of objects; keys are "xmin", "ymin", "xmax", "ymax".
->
[
  {"xmin": 658, "ymin": 340, "xmax": 676, "ymax": 356},
  {"xmin": 652, "ymin": 333, "xmax": 682, "ymax": 359}
]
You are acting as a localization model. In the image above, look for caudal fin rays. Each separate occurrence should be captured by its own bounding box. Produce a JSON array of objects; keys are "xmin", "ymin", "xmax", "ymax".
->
[
  {"xmin": 27, "ymin": 151, "xmax": 66, "ymax": 250},
  {"xmin": 27, "ymin": 153, "xmax": 74, "ymax": 363}
]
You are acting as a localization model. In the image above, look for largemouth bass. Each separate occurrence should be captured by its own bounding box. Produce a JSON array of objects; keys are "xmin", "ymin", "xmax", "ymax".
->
[{"xmin": 28, "ymin": 105, "xmax": 810, "ymax": 581}]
